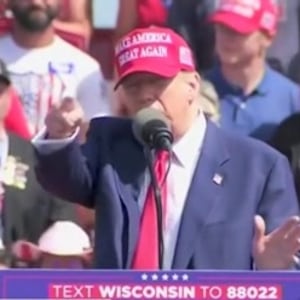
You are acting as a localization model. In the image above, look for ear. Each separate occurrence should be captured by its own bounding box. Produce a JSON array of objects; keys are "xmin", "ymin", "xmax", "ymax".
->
[
  {"xmin": 187, "ymin": 72, "xmax": 201, "ymax": 101},
  {"xmin": 262, "ymin": 34, "xmax": 273, "ymax": 48}
]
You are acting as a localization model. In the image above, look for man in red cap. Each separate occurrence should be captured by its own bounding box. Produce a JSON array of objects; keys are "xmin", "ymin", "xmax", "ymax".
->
[
  {"xmin": 206, "ymin": 0, "xmax": 299, "ymax": 142},
  {"xmin": 33, "ymin": 26, "xmax": 300, "ymax": 271}
]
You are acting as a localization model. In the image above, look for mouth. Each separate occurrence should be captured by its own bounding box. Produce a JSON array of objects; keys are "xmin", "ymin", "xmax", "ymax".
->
[{"xmin": 28, "ymin": 5, "xmax": 45, "ymax": 13}]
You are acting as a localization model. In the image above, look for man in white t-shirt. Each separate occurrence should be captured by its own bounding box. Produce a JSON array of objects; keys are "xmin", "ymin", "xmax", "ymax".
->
[{"xmin": 0, "ymin": 0, "xmax": 111, "ymax": 135}]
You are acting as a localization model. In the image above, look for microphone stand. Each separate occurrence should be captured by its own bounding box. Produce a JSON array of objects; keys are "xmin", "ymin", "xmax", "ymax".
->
[{"xmin": 144, "ymin": 147, "xmax": 164, "ymax": 270}]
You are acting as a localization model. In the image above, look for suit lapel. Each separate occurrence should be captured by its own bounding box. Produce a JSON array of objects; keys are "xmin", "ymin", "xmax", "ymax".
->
[
  {"xmin": 172, "ymin": 122, "xmax": 230, "ymax": 269},
  {"xmin": 111, "ymin": 123, "xmax": 146, "ymax": 268}
]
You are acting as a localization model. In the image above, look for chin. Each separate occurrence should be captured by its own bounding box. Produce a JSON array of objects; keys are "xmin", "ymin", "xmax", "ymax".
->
[{"xmin": 219, "ymin": 55, "xmax": 241, "ymax": 66}]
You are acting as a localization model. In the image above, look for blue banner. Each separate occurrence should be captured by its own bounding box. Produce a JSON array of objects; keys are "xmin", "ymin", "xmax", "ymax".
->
[{"xmin": 0, "ymin": 270, "xmax": 300, "ymax": 299}]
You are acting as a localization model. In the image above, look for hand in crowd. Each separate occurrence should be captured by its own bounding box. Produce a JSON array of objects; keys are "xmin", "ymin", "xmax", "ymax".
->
[
  {"xmin": 45, "ymin": 98, "xmax": 84, "ymax": 139},
  {"xmin": 252, "ymin": 215, "xmax": 300, "ymax": 270}
]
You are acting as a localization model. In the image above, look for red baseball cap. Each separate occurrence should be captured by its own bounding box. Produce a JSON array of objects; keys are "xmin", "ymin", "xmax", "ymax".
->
[
  {"xmin": 209, "ymin": 0, "xmax": 279, "ymax": 36},
  {"xmin": 114, "ymin": 26, "xmax": 196, "ymax": 89}
]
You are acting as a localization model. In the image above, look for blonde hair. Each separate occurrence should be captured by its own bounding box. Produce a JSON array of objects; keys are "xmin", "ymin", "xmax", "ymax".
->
[{"xmin": 200, "ymin": 80, "xmax": 220, "ymax": 124}]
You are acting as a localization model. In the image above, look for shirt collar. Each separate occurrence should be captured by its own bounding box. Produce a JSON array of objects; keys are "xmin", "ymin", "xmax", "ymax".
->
[
  {"xmin": 214, "ymin": 64, "xmax": 271, "ymax": 96},
  {"xmin": 172, "ymin": 112, "xmax": 206, "ymax": 167},
  {"xmin": 255, "ymin": 66, "xmax": 271, "ymax": 95}
]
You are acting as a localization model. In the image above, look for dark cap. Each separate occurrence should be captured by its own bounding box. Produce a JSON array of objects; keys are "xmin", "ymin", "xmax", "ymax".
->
[{"xmin": 0, "ymin": 59, "xmax": 10, "ymax": 85}]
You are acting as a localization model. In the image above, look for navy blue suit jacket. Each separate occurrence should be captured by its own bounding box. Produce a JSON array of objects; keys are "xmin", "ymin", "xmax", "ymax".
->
[{"xmin": 34, "ymin": 117, "xmax": 299, "ymax": 269}]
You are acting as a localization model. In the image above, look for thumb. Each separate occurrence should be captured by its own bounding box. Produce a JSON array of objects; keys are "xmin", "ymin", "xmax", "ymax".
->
[{"xmin": 253, "ymin": 215, "xmax": 266, "ymax": 242}]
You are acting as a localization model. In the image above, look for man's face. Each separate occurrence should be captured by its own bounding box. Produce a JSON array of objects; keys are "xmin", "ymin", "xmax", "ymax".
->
[
  {"xmin": 120, "ymin": 71, "xmax": 200, "ymax": 138},
  {"xmin": 215, "ymin": 24, "xmax": 271, "ymax": 65},
  {"xmin": 0, "ymin": 81, "xmax": 11, "ymax": 120},
  {"xmin": 8, "ymin": 0, "xmax": 59, "ymax": 32}
]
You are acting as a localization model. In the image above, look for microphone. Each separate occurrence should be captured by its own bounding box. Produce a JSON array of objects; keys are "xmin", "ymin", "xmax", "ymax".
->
[
  {"xmin": 132, "ymin": 108, "xmax": 173, "ymax": 269},
  {"xmin": 132, "ymin": 108, "xmax": 174, "ymax": 150}
]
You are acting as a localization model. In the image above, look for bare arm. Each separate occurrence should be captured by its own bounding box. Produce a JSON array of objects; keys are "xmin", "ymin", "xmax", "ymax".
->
[
  {"xmin": 54, "ymin": 0, "xmax": 92, "ymax": 42},
  {"xmin": 115, "ymin": 0, "xmax": 138, "ymax": 41}
]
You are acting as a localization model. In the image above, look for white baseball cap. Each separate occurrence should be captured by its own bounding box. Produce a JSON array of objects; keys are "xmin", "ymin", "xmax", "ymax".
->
[{"xmin": 12, "ymin": 221, "xmax": 92, "ymax": 261}]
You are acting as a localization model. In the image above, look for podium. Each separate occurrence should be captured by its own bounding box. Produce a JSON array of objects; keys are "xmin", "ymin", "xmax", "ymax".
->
[{"xmin": 0, "ymin": 270, "xmax": 300, "ymax": 299}]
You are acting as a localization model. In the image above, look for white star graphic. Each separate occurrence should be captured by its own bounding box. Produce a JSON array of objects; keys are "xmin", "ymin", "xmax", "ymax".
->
[
  {"xmin": 182, "ymin": 274, "xmax": 189, "ymax": 281},
  {"xmin": 172, "ymin": 274, "xmax": 179, "ymax": 281},
  {"xmin": 141, "ymin": 273, "xmax": 148, "ymax": 280},
  {"xmin": 162, "ymin": 274, "xmax": 169, "ymax": 281},
  {"xmin": 152, "ymin": 274, "xmax": 159, "ymax": 281}
]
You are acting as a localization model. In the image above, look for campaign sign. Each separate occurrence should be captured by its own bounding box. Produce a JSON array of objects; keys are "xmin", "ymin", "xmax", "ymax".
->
[{"xmin": 0, "ymin": 270, "xmax": 300, "ymax": 299}]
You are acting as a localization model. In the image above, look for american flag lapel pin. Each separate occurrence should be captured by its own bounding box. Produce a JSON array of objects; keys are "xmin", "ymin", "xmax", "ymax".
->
[{"xmin": 213, "ymin": 173, "xmax": 223, "ymax": 185}]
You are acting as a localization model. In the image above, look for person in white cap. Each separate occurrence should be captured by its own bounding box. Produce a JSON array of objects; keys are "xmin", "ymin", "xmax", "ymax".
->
[{"xmin": 12, "ymin": 221, "xmax": 92, "ymax": 269}]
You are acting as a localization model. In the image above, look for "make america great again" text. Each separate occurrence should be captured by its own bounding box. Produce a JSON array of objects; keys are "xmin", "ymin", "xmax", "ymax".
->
[
  {"xmin": 115, "ymin": 32, "xmax": 173, "ymax": 55},
  {"xmin": 115, "ymin": 32, "xmax": 173, "ymax": 67}
]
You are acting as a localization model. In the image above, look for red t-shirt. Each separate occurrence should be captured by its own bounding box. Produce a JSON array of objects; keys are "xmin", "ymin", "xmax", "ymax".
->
[{"xmin": 137, "ymin": 0, "xmax": 168, "ymax": 27}]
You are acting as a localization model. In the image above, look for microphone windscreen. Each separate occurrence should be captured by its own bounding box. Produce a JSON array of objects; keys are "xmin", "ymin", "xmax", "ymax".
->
[{"xmin": 132, "ymin": 108, "xmax": 170, "ymax": 145}]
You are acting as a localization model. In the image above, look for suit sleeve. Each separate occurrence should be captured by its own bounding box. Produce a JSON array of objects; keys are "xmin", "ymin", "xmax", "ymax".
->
[
  {"xmin": 257, "ymin": 154, "xmax": 300, "ymax": 234},
  {"xmin": 34, "ymin": 121, "xmax": 101, "ymax": 208}
]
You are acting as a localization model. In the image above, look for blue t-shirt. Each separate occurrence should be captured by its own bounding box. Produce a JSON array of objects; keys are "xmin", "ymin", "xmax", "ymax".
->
[{"xmin": 206, "ymin": 65, "xmax": 300, "ymax": 142}]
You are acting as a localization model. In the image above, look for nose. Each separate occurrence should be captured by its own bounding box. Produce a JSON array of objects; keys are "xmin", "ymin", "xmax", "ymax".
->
[{"xmin": 136, "ymin": 83, "xmax": 156, "ymax": 101}]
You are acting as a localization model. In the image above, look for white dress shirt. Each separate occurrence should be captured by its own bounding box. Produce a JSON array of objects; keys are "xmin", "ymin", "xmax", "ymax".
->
[
  {"xmin": 32, "ymin": 113, "xmax": 207, "ymax": 268},
  {"xmin": 139, "ymin": 114, "xmax": 206, "ymax": 268}
]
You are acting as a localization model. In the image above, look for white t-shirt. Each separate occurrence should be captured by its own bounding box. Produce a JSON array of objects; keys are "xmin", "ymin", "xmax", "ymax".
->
[{"xmin": 0, "ymin": 35, "xmax": 111, "ymax": 134}]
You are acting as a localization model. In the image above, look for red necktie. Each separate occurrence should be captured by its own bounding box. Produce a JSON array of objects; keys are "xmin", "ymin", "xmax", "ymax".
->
[{"xmin": 131, "ymin": 150, "xmax": 169, "ymax": 269}]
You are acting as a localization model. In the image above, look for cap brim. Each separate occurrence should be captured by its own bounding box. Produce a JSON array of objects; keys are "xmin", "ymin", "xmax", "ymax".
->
[
  {"xmin": 12, "ymin": 240, "xmax": 42, "ymax": 261},
  {"xmin": 114, "ymin": 64, "xmax": 179, "ymax": 90},
  {"xmin": 209, "ymin": 11, "xmax": 259, "ymax": 34}
]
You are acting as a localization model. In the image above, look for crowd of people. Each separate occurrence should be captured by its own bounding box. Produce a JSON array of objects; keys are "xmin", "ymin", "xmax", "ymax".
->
[{"xmin": 1, "ymin": 0, "xmax": 300, "ymax": 270}]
